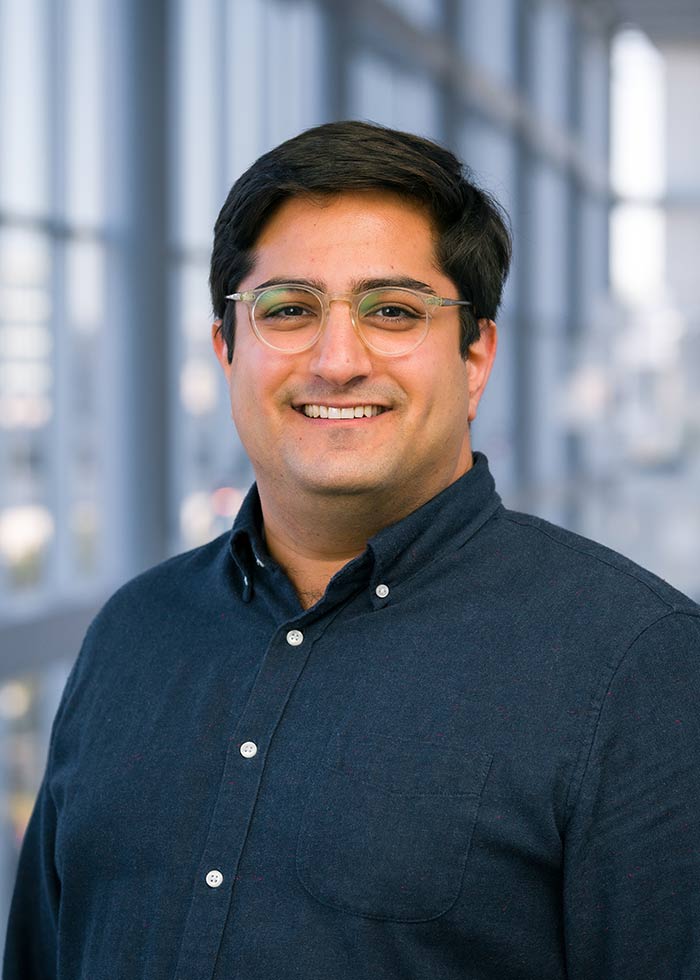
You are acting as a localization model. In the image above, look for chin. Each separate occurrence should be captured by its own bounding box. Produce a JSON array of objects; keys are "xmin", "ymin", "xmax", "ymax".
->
[{"xmin": 295, "ymin": 467, "xmax": 389, "ymax": 498}]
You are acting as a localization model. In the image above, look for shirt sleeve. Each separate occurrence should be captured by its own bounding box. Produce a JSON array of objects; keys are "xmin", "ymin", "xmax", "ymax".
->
[
  {"xmin": 563, "ymin": 611, "xmax": 700, "ymax": 979},
  {"xmin": 3, "ymin": 773, "xmax": 60, "ymax": 980}
]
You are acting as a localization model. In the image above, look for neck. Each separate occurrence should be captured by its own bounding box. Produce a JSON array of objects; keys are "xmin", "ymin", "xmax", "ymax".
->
[
  {"xmin": 257, "ymin": 457, "xmax": 474, "ymax": 608},
  {"xmin": 260, "ymin": 494, "xmax": 394, "ymax": 609}
]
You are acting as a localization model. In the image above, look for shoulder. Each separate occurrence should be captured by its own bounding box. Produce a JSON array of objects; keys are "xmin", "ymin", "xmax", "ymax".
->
[
  {"xmin": 492, "ymin": 506, "xmax": 699, "ymax": 619},
  {"xmin": 73, "ymin": 529, "xmax": 237, "ymax": 673},
  {"xmin": 53, "ymin": 531, "xmax": 237, "ymax": 727},
  {"xmin": 97, "ymin": 530, "xmax": 233, "ymax": 621}
]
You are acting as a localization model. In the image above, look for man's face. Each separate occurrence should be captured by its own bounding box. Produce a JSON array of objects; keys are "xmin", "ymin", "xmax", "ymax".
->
[{"xmin": 212, "ymin": 190, "xmax": 496, "ymax": 515}]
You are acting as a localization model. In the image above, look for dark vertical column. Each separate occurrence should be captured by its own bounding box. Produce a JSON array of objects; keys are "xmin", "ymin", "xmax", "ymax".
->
[
  {"xmin": 110, "ymin": 0, "xmax": 170, "ymax": 574},
  {"xmin": 320, "ymin": 0, "xmax": 353, "ymax": 120},
  {"xmin": 439, "ymin": 0, "xmax": 462, "ymax": 149}
]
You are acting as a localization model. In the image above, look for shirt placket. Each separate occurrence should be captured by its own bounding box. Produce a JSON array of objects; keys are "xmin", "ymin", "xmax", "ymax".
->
[{"xmin": 172, "ymin": 619, "xmax": 317, "ymax": 980}]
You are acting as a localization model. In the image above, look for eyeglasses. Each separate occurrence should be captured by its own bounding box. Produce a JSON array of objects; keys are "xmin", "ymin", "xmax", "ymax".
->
[{"xmin": 225, "ymin": 283, "xmax": 472, "ymax": 356}]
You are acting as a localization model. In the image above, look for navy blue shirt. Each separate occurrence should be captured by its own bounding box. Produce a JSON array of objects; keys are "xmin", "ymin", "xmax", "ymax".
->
[{"xmin": 5, "ymin": 453, "xmax": 700, "ymax": 979}]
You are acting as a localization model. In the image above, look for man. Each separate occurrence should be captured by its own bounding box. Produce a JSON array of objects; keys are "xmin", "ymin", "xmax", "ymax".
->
[{"xmin": 4, "ymin": 122, "xmax": 700, "ymax": 979}]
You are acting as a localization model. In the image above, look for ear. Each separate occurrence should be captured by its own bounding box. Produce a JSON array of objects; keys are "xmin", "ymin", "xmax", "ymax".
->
[
  {"xmin": 211, "ymin": 320, "xmax": 232, "ymax": 379},
  {"xmin": 466, "ymin": 319, "xmax": 497, "ymax": 422}
]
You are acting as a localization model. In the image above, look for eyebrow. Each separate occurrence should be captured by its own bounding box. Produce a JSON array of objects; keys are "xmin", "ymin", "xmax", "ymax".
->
[{"xmin": 252, "ymin": 276, "xmax": 438, "ymax": 295}]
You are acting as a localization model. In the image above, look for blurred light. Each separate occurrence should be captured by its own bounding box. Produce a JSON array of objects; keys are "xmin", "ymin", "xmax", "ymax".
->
[
  {"xmin": 610, "ymin": 204, "xmax": 666, "ymax": 305},
  {"xmin": 180, "ymin": 357, "xmax": 217, "ymax": 415},
  {"xmin": 0, "ymin": 505, "xmax": 54, "ymax": 562},
  {"xmin": 71, "ymin": 500, "xmax": 99, "ymax": 573},
  {"xmin": 0, "ymin": 324, "xmax": 52, "ymax": 358},
  {"xmin": 9, "ymin": 791, "xmax": 36, "ymax": 845},
  {"xmin": 610, "ymin": 30, "xmax": 667, "ymax": 312},
  {"xmin": 71, "ymin": 501, "xmax": 98, "ymax": 536},
  {"xmin": 211, "ymin": 486, "xmax": 244, "ymax": 518},
  {"xmin": 614, "ymin": 306, "xmax": 685, "ymax": 370},
  {"xmin": 0, "ymin": 232, "xmax": 50, "ymax": 284},
  {"xmin": 0, "ymin": 394, "xmax": 52, "ymax": 429},
  {"xmin": 0, "ymin": 681, "xmax": 32, "ymax": 720},
  {"xmin": 180, "ymin": 264, "xmax": 211, "ymax": 341},
  {"xmin": 611, "ymin": 29, "xmax": 665, "ymax": 199},
  {"xmin": 560, "ymin": 365, "xmax": 609, "ymax": 426},
  {"xmin": 0, "ymin": 361, "xmax": 52, "ymax": 393},
  {"xmin": 180, "ymin": 491, "xmax": 214, "ymax": 546},
  {"xmin": 0, "ymin": 287, "xmax": 51, "ymax": 322}
]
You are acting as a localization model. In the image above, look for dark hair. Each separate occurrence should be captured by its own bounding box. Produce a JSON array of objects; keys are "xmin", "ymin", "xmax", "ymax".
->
[{"xmin": 210, "ymin": 120, "xmax": 512, "ymax": 361}]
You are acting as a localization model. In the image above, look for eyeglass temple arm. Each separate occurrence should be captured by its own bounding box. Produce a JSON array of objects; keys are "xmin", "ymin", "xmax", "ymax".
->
[{"xmin": 430, "ymin": 297, "xmax": 472, "ymax": 308}]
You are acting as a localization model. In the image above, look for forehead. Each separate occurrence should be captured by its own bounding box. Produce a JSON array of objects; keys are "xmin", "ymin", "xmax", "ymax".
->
[{"xmin": 247, "ymin": 190, "xmax": 443, "ymax": 284}]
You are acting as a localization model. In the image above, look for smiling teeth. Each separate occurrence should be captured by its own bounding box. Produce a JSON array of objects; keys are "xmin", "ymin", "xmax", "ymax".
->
[{"xmin": 302, "ymin": 405, "xmax": 384, "ymax": 418}]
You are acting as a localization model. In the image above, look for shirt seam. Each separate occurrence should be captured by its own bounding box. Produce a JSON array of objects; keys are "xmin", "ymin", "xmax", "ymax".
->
[
  {"xmin": 502, "ymin": 512, "xmax": 683, "ymax": 611},
  {"xmin": 562, "ymin": 610, "xmax": 700, "ymax": 827},
  {"xmin": 376, "ymin": 495, "xmax": 503, "ymax": 593}
]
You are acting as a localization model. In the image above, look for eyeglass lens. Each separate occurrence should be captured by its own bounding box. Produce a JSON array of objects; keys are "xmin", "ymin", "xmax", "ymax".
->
[{"xmin": 252, "ymin": 286, "xmax": 430, "ymax": 354}]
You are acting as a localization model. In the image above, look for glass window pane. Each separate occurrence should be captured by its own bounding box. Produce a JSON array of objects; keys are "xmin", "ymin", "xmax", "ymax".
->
[
  {"xmin": 459, "ymin": 0, "xmax": 517, "ymax": 87},
  {"xmin": 225, "ymin": 0, "xmax": 326, "ymax": 182},
  {"xmin": 172, "ymin": 262, "xmax": 252, "ymax": 553},
  {"xmin": 173, "ymin": 0, "xmax": 219, "ymax": 248},
  {"xmin": 529, "ymin": 163, "xmax": 569, "ymax": 322},
  {"xmin": 350, "ymin": 54, "xmax": 439, "ymax": 139},
  {"xmin": 226, "ymin": 0, "xmax": 266, "ymax": 179},
  {"xmin": 0, "ymin": 229, "xmax": 53, "ymax": 431},
  {"xmin": 65, "ymin": 240, "xmax": 107, "ymax": 580},
  {"xmin": 263, "ymin": 0, "xmax": 326, "ymax": 148},
  {"xmin": 458, "ymin": 120, "xmax": 517, "ymax": 215},
  {"xmin": 0, "ymin": 0, "xmax": 50, "ymax": 215},
  {"xmin": 530, "ymin": 1, "xmax": 571, "ymax": 130},
  {"xmin": 65, "ymin": 0, "xmax": 106, "ymax": 226},
  {"xmin": 611, "ymin": 30, "xmax": 665, "ymax": 199},
  {"xmin": 0, "ymin": 229, "xmax": 54, "ymax": 596}
]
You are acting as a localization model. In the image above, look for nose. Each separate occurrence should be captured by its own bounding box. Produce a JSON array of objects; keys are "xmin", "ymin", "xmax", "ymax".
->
[{"xmin": 307, "ymin": 298, "xmax": 373, "ymax": 386}]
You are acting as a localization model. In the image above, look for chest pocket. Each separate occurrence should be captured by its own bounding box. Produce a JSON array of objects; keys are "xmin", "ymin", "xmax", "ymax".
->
[{"xmin": 296, "ymin": 731, "xmax": 492, "ymax": 922}]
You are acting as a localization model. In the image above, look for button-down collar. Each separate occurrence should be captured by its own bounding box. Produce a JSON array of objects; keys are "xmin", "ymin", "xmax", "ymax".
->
[{"xmin": 228, "ymin": 452, "xmax": 501, "ymax": 607}]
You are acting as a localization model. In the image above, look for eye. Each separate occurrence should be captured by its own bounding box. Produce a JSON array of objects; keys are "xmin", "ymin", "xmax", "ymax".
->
[
  {"xmin": 358, "ymin": 289, "xmax": 426, "ymax": 328},
  {"xmin": 266, "ymin": 303, "xmax": 315, "ymax": 318},
  {"xmin": 254, "ymin": 288, "xmax": 321, "ymax": 325},
  {"xmin": 369, "ymin": 304, "xmax": 420, "ymax": 319}
]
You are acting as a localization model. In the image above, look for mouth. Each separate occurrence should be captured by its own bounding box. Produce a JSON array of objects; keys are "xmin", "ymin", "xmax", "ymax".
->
[{"xmin": 295, "ymin": 404, "xmax": 388, "ymax": 419}]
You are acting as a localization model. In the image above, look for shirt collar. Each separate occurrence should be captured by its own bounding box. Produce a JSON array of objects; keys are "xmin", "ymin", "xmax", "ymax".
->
[
  {"xmin": 364, "ymin": 451, "xmax": 501, "ymax": 601},
  {"xmin": 229, "ymin": 486, "xmax": 268, "ymax": 602},
  {"xmin": 228, "ymin": 452, "xmax": 501, "ymax": 603}
]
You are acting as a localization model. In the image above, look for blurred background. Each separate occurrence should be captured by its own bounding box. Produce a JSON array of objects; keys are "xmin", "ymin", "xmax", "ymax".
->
[{"xmin": 1, "ymin": 0, "xmax": 699, "ymax": 951}]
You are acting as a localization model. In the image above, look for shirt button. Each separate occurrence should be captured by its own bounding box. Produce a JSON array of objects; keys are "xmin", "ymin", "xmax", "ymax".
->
[
  {"xmin": 375, "ymin": 583, "xmax": 390, "ymax": 598},
  {"xmin": 286, "ymin": 629, "xmax": 304, "ymax": 646},
  {"xmin": 240, "ymin": 741, "xmax": 258, "ymax": 758},
  {"xmin": 206, "ymin": 870, "xmax": 223, "ymax": 888}
]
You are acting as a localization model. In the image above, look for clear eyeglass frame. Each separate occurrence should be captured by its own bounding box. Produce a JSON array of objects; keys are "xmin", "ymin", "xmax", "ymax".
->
[{"xmin": 224, "ymin": 283, "xmax": 472, "ymax": 356}]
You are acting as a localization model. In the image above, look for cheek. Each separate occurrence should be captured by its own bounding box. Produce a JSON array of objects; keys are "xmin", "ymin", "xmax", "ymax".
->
[
  {"xmin": 229, "ymin": 354, "xmax": 287, "ymax": 436},
  {"xmin": 420, "ymin": 354, "xmax": 469, "ymax": 412}
]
